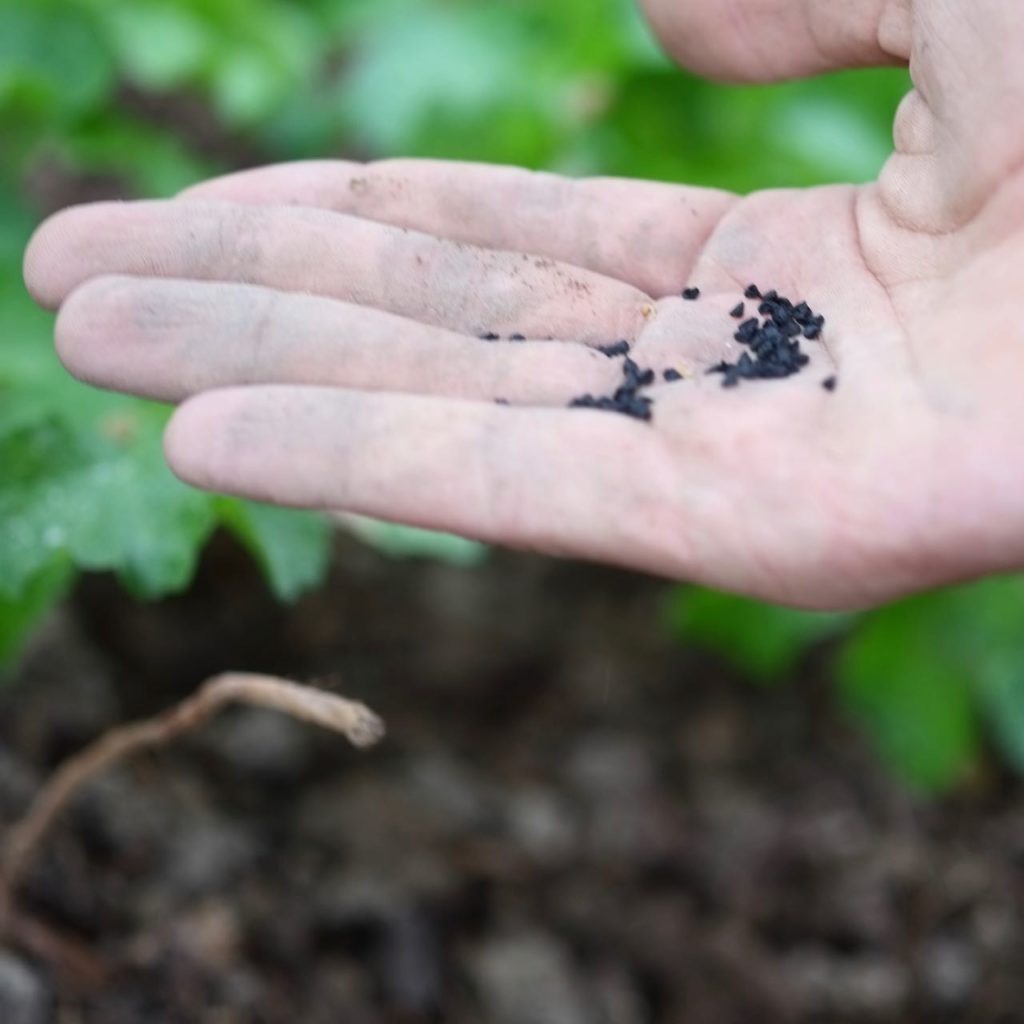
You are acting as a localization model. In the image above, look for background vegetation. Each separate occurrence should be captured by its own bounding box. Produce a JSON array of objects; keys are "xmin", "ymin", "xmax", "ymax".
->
[{"xmin": 2, "ymin": 0, "xmax": 1022, "ymax": 792}]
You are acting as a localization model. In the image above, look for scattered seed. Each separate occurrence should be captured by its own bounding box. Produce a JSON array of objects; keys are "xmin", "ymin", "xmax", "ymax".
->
[
  {"xmin": 682, "ymin": 287, "xmax": 701, "ymax": 301},
  {"xmin": 509, "ymin": 333, "xmax": 526, "ymax": 342},
  {"xmin": 478, "ymin": 331, "xmax": 500, "ymax": 341},
  {"xmin": 597, "ymin": 340, "xmax": 631, "ymax": 358},
  {"xmin": 568, "ymin": 350, "xmax": 659, "ymax": 422},
  {"xmin": 730, "ymin": 303, "xmax": 745, "ymax": 319},
  {"xmin": 822, "ymin": 376, "xmax": 837, "ymax": 392},
  {"xmin": 744, "ymin": 284, "xmax": 761, "ymax": 300},
  {"xmin": 495, "ymin": 398, "xmax": 510, "ymax": 405},
  {"xmin": 663, "ymin": 369, "xmax": 684, "ymax": 382}
]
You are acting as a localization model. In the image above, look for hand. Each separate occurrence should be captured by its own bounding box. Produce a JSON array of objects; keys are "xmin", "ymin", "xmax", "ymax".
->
[{"xmin": 22, "ymin": 0, "xmax": 1024, "ymax": 609}]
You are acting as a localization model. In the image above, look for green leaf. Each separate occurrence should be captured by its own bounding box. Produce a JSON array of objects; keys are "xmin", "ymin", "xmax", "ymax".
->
[
  {"xmin": 0, "ymin": 0, "xmax": 115, "ymax": 118},
  {"xmin": 936, "ymin": 576, "xmax": 1024, "ymax": 774},
  {"xmin": 976, "ymin": 663, "xmax": 1024, "ymax": 774},
  {"xmin": 99, "ymin": 2, "xmax": 213, "ymax": 91},
  {"xmin": 0, "ymin": 555, "xmax": 74, "ymax": 667},
  {"xmin": 0, "ymin": 415, "xmax": 217, "ymax": 601},
  {"xmin": 836, "ymin": 597, "xmax": 981, "ymax": 792},
  {"xmin": 668, "ymin": 587, "xmax": 851, "ymax": 682},
  {"xmin": 340, "ymin": 516, "xmax": 488, "ymax": 568},
  {"xmin": 218, "ymin": 500, "xmax": 332, "ymax": 602}
]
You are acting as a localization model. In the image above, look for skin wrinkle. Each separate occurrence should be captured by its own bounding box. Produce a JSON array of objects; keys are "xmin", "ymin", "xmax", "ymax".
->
[
  {"xmin": 245, "ymin": 287, "xmax": 280, "ymax": 386},
  {"xmin": 877, "ymin": 0, "xmax": 912, "ymax": 60}
]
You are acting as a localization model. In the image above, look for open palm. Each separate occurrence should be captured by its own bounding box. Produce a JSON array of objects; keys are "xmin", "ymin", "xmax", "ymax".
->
[{"xmin": 23, "ymin": 0, "xmax": 1024, "ymax": 608}]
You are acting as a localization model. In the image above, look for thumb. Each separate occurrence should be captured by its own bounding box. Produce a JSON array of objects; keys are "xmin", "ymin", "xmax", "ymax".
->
[{"xmin": 639, "ymin": 0, "xmax": 910, "ymax": 83}]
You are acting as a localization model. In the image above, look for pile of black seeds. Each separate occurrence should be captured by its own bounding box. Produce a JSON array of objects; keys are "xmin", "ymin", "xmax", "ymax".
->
[
  {"xmin": 569, "ymin": 345, "xmax": 656, "ymax": 422},
  {"xmin": 708, "ymin": 284, "xmax": 827, "ymax": 389},
  {"xmin": 481, "ymin": 284, "xmax": 832, "ymax": 423}
]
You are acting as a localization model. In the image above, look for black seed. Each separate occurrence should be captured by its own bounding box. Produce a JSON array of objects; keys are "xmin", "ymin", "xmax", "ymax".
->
[
  {"xmin": 663, "ymin": 369, "xmax": 684, "ymax": 382},
  {"xmin": 478, "ymin": 332, "xmax": 500, "ymax": 341},
  {"xmin": 509, "ymin": 333, "xmax": 526, "ymax": 341},
  {"xmin": 636, "ymin": 368, "xmax": 655, "ymax": 387},
  {"xmin": 822, "ymin": 376, "xmax": 838, "ymax": 392},
  {"xmin": 707, "ymin": 361, "xmax": 730, "ymax": 375},
  {"xmin": 735, "ymin": 318, "xmax": 759, "ymax": 344},
  {"xmin": 682, "ymin": 287, "xmax": 701, "ymax": 300},
  {"xmin": 803, "ymin": 324, "xmax": 822, "ymax": 340},
  {"xmin": 744, "ymin": 284, "xmax": 761, "ymax": 300},
  {"xmin": 730, "ymin": 303, "xmax": 745, "ymax": 319},
  {"xmin": 495, "ymin": 398, "xmax": 510, "ymax": 405},
  {"xmin": 597, "ymin": 340, "xmax": 631, "ymax": 358},
  {"xmin": 763, "ymin": 290, "xmax": 778, "ymax": 302}
]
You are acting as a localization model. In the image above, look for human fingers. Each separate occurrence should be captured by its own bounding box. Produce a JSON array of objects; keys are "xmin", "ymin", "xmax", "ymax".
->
[
  {"xmin": 638, "ymin": 0, "xmax": 910, "ymax": 83},
  {"xmin": 55, "ymin": 276, "xmax": 622, "ymax": 405},
  {"xmin": 179, "ymin": 159, "xmax": 737, "ymax": 298},
  {"xmin": 23, "ymin": 201, "xmax": 653, "ymax": 344},
  {"xmin": 164, "ymin": 385, "xmax": 694, "ymax": 577}
]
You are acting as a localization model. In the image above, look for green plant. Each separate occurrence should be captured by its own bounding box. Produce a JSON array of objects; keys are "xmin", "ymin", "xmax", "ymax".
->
[{"xmin": 668, "ymin": 578, "xmax": 1024, "ymax": 792}]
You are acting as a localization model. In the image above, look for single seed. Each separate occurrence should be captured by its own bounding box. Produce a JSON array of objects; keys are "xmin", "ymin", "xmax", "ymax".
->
[
  {"xmin": 730, "ymin": 303, "xmax": 745, "ymax": 319},
  {"xmin": 597, "ymin": 340, "xmax": 631, "ymax": 358},
  {"xmin": 478, "ymin": 332, "xmax": 500, "ymax": 341},
  {"xmin": 822, "ymin": 376, "xmax": 837, "ymax": 392},
  {"xmin": 663, "ymin": 369, "xmax": 683, "ymax": 382},
  {"xmin": 744, "ymin": 284, "xmax": 761, "ymax": 300},
  {"xmin": 509, "ymin": 333, "xmax": 526, "ymax": 341},
  {"xmin": 682, "ymin": 287, "xmax": 701, "ymax": 301}
]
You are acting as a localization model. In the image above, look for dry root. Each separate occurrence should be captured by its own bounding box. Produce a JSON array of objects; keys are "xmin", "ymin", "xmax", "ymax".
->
[{"xmin": 0, "ymin": 672, "xmax": 384, "ymax": 975}]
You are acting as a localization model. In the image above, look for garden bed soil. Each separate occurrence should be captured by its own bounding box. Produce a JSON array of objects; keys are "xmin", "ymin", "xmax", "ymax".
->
[{"xmin": 1, "ymin": 534, "xmax": 1023, "ymax": 1024}]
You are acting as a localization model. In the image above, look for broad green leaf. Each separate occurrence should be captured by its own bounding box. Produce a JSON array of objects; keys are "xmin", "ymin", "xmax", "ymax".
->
[
  {"xmin": 976, "ymin": 663, "xmax": 1024, "ymax": 774},
  {"xmin": 936, "ymin": 577, "xmax": 1024, "ymax": 774},
  {"xmin": 340, "ymin": 516, "xmax": 488, "ymax": 568},
  {"xmin": 836, "ymin": 596, "xmax": 981, "ymax": 791},
  {"xmin": 0, "ymin": 416, "xmax": 217, "ymax": 601},
  {"xmin": 218, "ymin": 500, "xmax": 332, "ymax": 602},
  {"xmin": 0, "ymin": 0, "xmax": 115, "ymax": 118},
  {"xmin": 668, "ymin": 587, "xmax": 851, "ymax": 682},
  {"xmin": 0, "ymin": 555, "xmax": 73, "ymax": 666},
  {"xmin": 60, "ymin": 115, "xmax": 210, "ymax": 196},
  {"xmin": 98, "ymin": 2, "xmax": 213, "ymax": 91}
]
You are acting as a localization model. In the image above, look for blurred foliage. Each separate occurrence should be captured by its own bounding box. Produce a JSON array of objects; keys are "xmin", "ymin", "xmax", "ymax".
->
[
  {"xmin": 2, "ymin": 0, "xmax": 1020, "ymax": 795},
  {"xmin": 670, "ymin": 579, "xmax": 1024, "ymax": 792}
]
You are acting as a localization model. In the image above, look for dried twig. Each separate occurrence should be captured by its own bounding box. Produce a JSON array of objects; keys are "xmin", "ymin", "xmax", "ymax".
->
[{"xmin": 1, "ymin": 673, "xmax": 385, "ymax": 894}]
